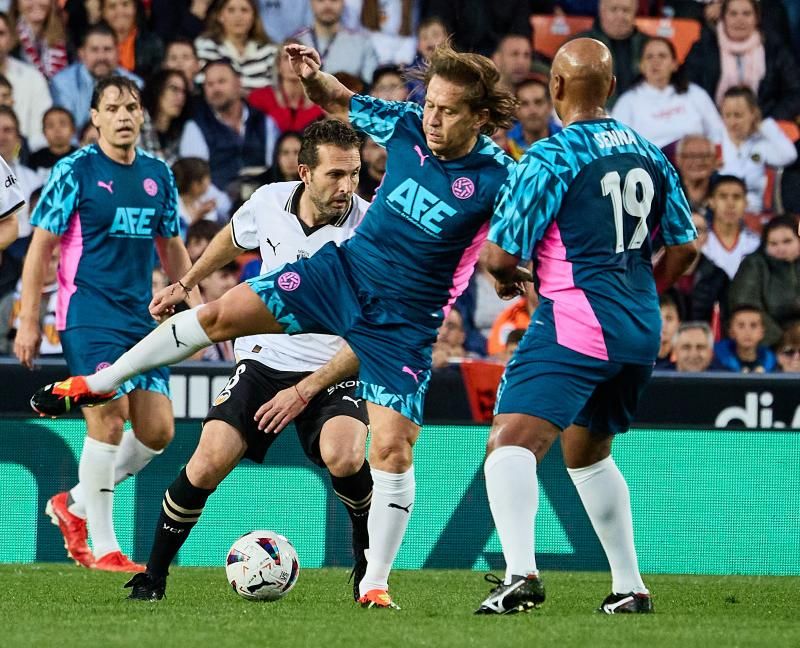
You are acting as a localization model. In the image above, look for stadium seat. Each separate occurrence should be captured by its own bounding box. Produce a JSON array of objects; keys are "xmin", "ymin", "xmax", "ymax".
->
[
  {"xmin": 635, "ymin": 17, "xmax": 701, "ymax": 63},
  {"xmin": 530, "ymin": 14, "xmax": 594, "ymax": 60},
  {"xmin": 776, "ymin": 120, "xmax": 800, "ymax": 143}
]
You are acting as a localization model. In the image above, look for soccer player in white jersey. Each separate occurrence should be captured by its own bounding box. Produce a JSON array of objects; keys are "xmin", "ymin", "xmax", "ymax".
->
[
  {"xmin": 0, "ymin": 152, "xmax": 25, "ymax": 250},
  {"xmin": 125, "ymin": 119, "xmax": 373, "ymax": 602}
]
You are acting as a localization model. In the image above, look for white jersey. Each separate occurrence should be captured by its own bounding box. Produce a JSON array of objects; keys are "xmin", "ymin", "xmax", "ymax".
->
[
  {"xmin": 0, "ymin": 154, "xmax": 26, "ymax": 221},
  {"xmin": 232, "ymin": 181, "xmax": 370, "ymax": 372}
]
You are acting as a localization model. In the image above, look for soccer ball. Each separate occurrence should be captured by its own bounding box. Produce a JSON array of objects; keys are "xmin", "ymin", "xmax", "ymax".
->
[{"xmin": 225, "ymin": 531, "xmax": 300, "ymax": 601}]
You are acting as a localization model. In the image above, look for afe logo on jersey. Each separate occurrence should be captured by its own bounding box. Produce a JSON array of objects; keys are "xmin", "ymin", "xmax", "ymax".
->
[
  {"xmin": 109, "ymin": 207, "xmax": 156, "ymax": 238},
  {"xmin": 386, "ymin": 178, "xmax": 456, "ymax": 235}
]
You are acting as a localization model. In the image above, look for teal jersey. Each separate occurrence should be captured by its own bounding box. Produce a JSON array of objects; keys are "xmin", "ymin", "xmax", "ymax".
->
[{"xmin": 31, "ymin": 144, "xmax": 180, "ymax": 333}]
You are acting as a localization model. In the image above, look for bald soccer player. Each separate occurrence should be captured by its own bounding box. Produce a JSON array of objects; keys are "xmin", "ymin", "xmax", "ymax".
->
[{"xmin": 475, "ymin": 39, "xmax": 698, "ymax": 615}]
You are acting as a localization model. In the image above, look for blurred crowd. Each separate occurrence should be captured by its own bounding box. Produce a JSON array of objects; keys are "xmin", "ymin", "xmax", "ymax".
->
[{"xmin": 0, "ymin": 0, "xmax": 798, "ymax": 375}]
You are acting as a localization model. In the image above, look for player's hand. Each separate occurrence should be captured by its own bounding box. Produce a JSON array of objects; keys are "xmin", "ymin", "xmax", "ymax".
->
[
  {"xmin": 14, "ymin": 318, "xmax": 41, "ymax": 370},
  {"xmin": 150, "ymin": 282, "xmax": 190, "ymax": 318},
  {"xmin": 495, "ymin": 266, "xmax": 534, "ymax": 300},
  {"xmin": 284, "ymin": 44, "xmax": 322, "ymax": 80},
  {"xmin": 254, "ymin": 385, "xmax": 312, "ymax": 434}
]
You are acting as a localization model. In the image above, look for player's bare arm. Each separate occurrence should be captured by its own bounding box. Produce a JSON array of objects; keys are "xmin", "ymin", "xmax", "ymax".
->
[
  {"xmin": 285, "ymin": 44, "xmax": 353, "ymax": 121},
  {"xmin": 0, "ymin": 211, "xmax": 18, "ymax": 251},
  {"xmin": 14, "ymin": 227, "xmax": 60, "ymax": 368},
  {"xmin": 254, "ymin": 344, "xmax": 361, "ymax": 434},
  {"xmin": 483, "ymin": 241, "xmax": 534, "ymax": 300},
  {"xmin": 653, "ymin": 240, "xmax": 699, "ymax": 292}
]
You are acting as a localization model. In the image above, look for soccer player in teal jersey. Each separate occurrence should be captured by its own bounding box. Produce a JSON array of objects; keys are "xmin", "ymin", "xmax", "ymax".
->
[
  {"xmin": 475, "ymin": 39, "xmax": 699, "ymax": 616},
  {"xmin": 17, "ymin": 77, "xmax": 200, "ymax": 573},
  {"xmin": 32, "ymin": 43, "xmax": 518, "ymax": 608}
]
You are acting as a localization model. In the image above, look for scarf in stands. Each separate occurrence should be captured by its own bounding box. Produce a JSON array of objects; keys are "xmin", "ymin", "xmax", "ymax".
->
[
  {"xmin": 715, "ymin": 21, "xmax": 766, "ymax": 107},
  {"xmin": 17, "ymin": 18, "xmax": 67, "ymax": 79}
]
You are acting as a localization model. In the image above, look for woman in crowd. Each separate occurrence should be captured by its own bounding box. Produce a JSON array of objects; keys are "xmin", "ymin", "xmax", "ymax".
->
[
  {"xmin": 9, "ymin": 0, "xmax": 67, "ymax": 79},
  {"xmin": 729, "ymin": 216, "xmax": 800, "ymax": 346},
  {"xmin": 194, "ymin": 0, "xmax": 276, "ymax": 91},
  {"xmin": 683, "ymin": 0, "xmax": 800, "ymax": 121},
  {"xmin": 248, "ymin": 39, "xmax": 323, "ymax": 132},
  {"xmin": 100, "ymin": 0, "xmax": 163, "ymax": 79},
  {"xmin": 139, "ymin": 69, "xmax": 192, "ymax": 166},
  {"xmin": 263, "ymin": 131, "xmax": 302, "ymax": 184},
  {"xmin": 775, "ymin": 322, "xmax": 800, "ymax": 372},
  {"xmin": 612, "ymin": 37, "xmax": 723, "ymax": 149}
]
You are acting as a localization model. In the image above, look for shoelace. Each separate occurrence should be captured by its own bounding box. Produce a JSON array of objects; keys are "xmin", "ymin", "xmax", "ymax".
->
[{"xmin": 483, "ymin": 573, "xmax": 505, "ymax": 594}]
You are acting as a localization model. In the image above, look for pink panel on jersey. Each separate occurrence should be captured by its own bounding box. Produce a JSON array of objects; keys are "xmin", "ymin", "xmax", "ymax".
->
[
  {"xmin": 56, "ymin": 213, "xmax": 82, "ymax": 330},
  {"xmin": 536, "ymin": 221, "xmax": 609, "ymax": 361},
  {"xmin": 443, "ymin": 221, "xmax": 489, "ymax": 318}
]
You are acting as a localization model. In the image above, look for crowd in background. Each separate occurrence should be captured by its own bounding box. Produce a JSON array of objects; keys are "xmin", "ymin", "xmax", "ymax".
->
[{"xmin": 0, "ymin": 0, "xmax": 798, "ymax": 375}]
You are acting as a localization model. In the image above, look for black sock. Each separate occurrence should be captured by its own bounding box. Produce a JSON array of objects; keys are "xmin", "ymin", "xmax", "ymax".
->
[
  {"xmin": 147, "ymin": 468, "xmax": 214, "ymax": 578},
  {"xmin": 330, "ymin": 461, "xmax": 372, "ymax": 552}
]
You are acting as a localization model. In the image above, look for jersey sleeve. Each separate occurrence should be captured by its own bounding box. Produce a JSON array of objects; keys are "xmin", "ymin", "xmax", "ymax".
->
[
  {"xmin": 156, "ymin": 166, "xmax": 181, "ymax": 238},
  {"xmin": 0, "ymin": 155, "xmax": 25, "ymax": 220},
  {"xmin": 230, "ymin": 195, "xmax": 259, "ymax": 250},
  {"xmin": 30, "ymin": 156, "xmax": 79, "ymax": 235},
  {"xmin": 488, "ymin": 152, "xmax": 564, "ymax": 261},
  {"xmin": 349, "ymin": 94, "xmax": 423, "ymax": 146},
  {"xmin": 660, "ymin": 161, "xmax": 697, "ymax": 246}
]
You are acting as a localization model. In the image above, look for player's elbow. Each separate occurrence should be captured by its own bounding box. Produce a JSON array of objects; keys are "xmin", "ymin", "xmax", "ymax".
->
[
  {"xmin": 485, "ymin": 243, "xmax": 518, "ymax": 282},
  {"xmin": 668, "ymin": 240, "xmax": 699, "ymax": 273},
  {"xmin": 0, "ymin": 213, "xmax": 18, "ymax": 251}
]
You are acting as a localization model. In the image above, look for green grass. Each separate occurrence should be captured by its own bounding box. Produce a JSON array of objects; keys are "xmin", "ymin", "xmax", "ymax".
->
[{"xmin": 2, "ymin": 565, "xmax": 799, "ymax": 648}]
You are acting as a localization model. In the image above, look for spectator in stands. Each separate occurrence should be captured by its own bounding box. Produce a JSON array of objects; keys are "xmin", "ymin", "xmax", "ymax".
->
[
  {"xmin": 358, "ymin": 0, "xmax": 417, "ymax": 66},
  {"xmin": 729, "ymin": 216, "xmax": 800, "ymax": 347},
  {"xmin": 358, "ymin": 135, "xmax": 384, "ymax": 202},
  {"xmin": 713, "ymin": 304, "xmax": 777, "ymax": 372},
  {"xmin": 501, "ymin": 328, "xmax": 525, "ymax": 363},
  {"xmin": 193, "ymin": 260, "xmax": 237, "ymax": 361},
  {"xmin": 507, "ymin": 75, "xmax": 560, "ymax": 161},
  {"xmin": 152, "ymin": 266, "xmax": 168, "ymax": 295},
  {"xmin": 675, "ymin": 134, "xmax": 718, "ymax": 211},
  {"xmin": 63, "ymin": 0, "xmax": 101, "ymax": 56},
  {"xmin": 431, "ymin": 307, "xmax": 467, "ymax": 369},
  {"xmin": 150, "ymin": 0, "xmax": 212, "ymax": 43},
  {"xmin": 405, "ymin": 16, "xmax": 448, "ymax": 104},
  {"xmin": 672, "ymin": 321, "xmax": 715, "ymax": 371},
  {"xmin": 574, "ymin": 0, "xmax": 648, "ymax": 105},
  {"xmin": 264, "ymin": 130, "xmax": 301, "ymax": 184},
  {"xmin": 294, "ymin": 0, "xmax": 378, "ymax": 84},
  {"xmin": 248, "ymin": 39, "xmax": 324, "ymax": 133},
  {"xmin": 775, "ymin": 322, "xmax": 800, "ymax": 373},
  {"xmin": 28, "ymin": 107, "xmax": 76, "ymax": 172},
  {"xmin": 718, "ymin": 86, "xmax": 797, "ymax": 215},
  {"xmin": 487, "ymin": 283, "xmax": 538, "ymax": 357},
  {"xmin": 186, "ymin": 219, "xmax": 221, "ymax": 262},
  {"xmin": 78, "ymin": 121, "xmax": 99, "ymax": 146},
  {"xmin": 704, "ymin": 175, "xmax": 759, "ymax": 279},
  {"xmin": 369, "ymin": 65, "xmax": 408, "ymax": 101},
  {"xmin": 673, "ymin": 210, "xmax": 712, "ymax": 316},
  {"xmin": 257, "ymin": 0, "xmax": 312, "ymax": 43},
  {"xmin": 657, "ymin": 293, "xmax": 681, "ymax": 369},
  {"xmin": 491, "ymin": 34, "xmax": 533, "ymax": 91},
  {"xmin": 139, "ymin": 69, "xmax": 192, "ymax": 166},
  {"xmin": 51, "ymin": 24, "xmax": 142, "ymax": 131},
  {"xmin": 172, "ymin": 156, "xmax": 229, "ymax": 233},
  {"xmin": 8, "ymin": 0, "xmax": 67, "ymax": 80},
  {"xmin": 100, "ymin": 0, "xmax": 163, "ymax": 80},
  {"xmin": 0, "ymin": 73, "xmax": 11, "ymax": 107},
  {"xmin": 683, "ymin": 0, "xmax": 800, "ymax": 122},
  {"xmin": 163, "ymin": 38, "xmax": 202, "ymax": 95},
  {"xmin": 179, "ymin": 59, "xmax": 279, "ymax": 194},
  {"xmin": 612, "ymin": 37, "xmax": 724, "ymax": 149},
  {"xmin": 195, "ymin": 0, "xmax": 277, "ymax": 92},
  {"xmin": 0, "ymin": 12, "xmax": 51, "ymax": 150},
  {"xmin": 422, "ymin": 0, "xmax": 531, "ymax": 57}
]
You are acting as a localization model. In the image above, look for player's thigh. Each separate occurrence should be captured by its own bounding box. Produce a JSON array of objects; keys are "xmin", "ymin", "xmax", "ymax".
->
[
  {"xmin": 82, "ymin": 396, "xmax": 129, "ymax": 444},
  {"xmin": 318, "ymin": 417, "xmax": 369, "ymax": 476},
  {"xmin": 560, "ymin": 424, "xmax": 613, "ymax": 469},
  {"xmin": 487, "ymin": 413, "xmax": 561, "ymax": 461},
  {"xmin": 366, "ymin": 402, "xmax": 420, "ymax": 471},
  {"xmin": 127, "ymin": 389, "xmax": 175, "ymax": 451},
  {"xmin": 186, "ymin": 419, "xmax": 247, "ymax": 490},
  {"xmin": 198, "ymin": 283, "xmax": 287, "ymax": 341}
]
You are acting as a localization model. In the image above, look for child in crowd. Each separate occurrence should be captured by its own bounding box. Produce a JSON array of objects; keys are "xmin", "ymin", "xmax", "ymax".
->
[
  {"xmin": 172, "ymin": 157, "xmax": 229, "ymax": 235},
  {"xmin": 657, "ymin": 294, "xmax": 680, "ymax": 369},
  {"xmin": 713, "ymin": 305, "xmax": 777, "ymax": 373},
  {"xmin": 28, "ymin": 107, "xmax": 76, "ymax": 172}
]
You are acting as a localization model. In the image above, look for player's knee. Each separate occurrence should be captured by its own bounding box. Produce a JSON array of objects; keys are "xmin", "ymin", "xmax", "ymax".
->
[
  {"xmin": 486, "ymin": 417, "xmax": 558, "ymax": 459},
  {"xmin": 141, "ymin": 422, "xmax": 174, "ymax": 452},
  {"xmin": 320, "ymin": 430, "xmax": 366, "ymax": 476},
  {"xmin": 197, "ymin": 302, "xmax": 227, "ymax": 341},
  {"xmin": 368, "ymin": 437, "xmax": 412, "ymax": 472},
  {"xmin": 324, "ymin": 450, "xmax": 364, "ymax": 477},
  {"xmin": 185, "ymin": 452, "xmax": 225, "ymax": 490}
]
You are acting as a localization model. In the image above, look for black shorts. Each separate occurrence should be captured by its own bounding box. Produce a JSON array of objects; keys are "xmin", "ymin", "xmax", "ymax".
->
[{"xmin": 204, "ymin": 360, "xmax": 368, "ymax": 466}]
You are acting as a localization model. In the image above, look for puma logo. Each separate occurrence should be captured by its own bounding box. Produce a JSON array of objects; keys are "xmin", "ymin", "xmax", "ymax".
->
[
  {"xmin": 99, "ymin": 488, "xmax": 114, "ymax": 493},
  {"xmin": 402, "ymin": 366, "xmax": 423, "ymax": 383},
  {"xmin": 266, "ymin": 238, "xmax": 280, "ymax": 255},
  {"xmin": 171, "ymin": 323, "xmax": 188, "ymax": 348},
  {"xmin": 97, "ymin": 180, "xmax": 114, "ymax": 194},
  {"xmin": 413, "ymin": 145, "xmax": 430, "ymax": 167},
  {"xmin": 343, "ymin": 395, "xmax": 362, "ymax": 408},
  {"xmin": 388, "ymin": 502, "xmax": 412, "ymax": 513}
]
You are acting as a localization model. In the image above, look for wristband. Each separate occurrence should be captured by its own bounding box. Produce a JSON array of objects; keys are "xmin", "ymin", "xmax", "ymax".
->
[
  {"xmin": 294, "ymin": 384, "xmax": 308, "ymax": 405},
  {"xmin": 177, "ymin": 279, "xmax": 191, "ymax": 294}
]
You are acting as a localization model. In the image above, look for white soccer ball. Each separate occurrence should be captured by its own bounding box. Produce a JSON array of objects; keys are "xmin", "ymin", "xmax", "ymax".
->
[{"xmin": 225, "ymin": 531, "xmax": 300, "ymax": 601}]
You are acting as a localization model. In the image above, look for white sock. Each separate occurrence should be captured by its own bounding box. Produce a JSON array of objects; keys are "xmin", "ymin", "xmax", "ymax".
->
[
  {"xmin": 78, "ymin": 436, "xmax": 120, "ymax": 559},
  {"xmin": 69, "ymin": 430, "xmax": 162, "ymax": 518},
  {"xmin": 484, "ymin": 446, "xmax": 539, "ymax": 584},
  {"xmin": 86, "ymin": 307, "xmax": 212, "ymax": 393},
  {"xmin": 568, "ymin": 455, "xmax": 648, "ymax": 594},
  {"xmin": 359, "ymin": 467, "xmax": 415, "ymax": 596}
]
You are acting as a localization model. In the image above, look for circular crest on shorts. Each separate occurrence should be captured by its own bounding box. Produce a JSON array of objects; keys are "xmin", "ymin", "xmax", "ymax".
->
[
  {"xmin": 452, "ymin": 177, "xmax": 475, "ymax": 199},
  {"xmin": 143, "ymin": 178, "xmax": 158, "ymax": 196},
  {"xmin": 95, "ymin": 362, "xmax": 111, "ymax": 372},
  {"xmin": 278, "ymin": 271, "xmax": 302, "ymax": 291}
]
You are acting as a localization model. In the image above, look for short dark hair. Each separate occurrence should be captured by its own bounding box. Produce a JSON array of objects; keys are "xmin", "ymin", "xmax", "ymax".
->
[
  {"xmin": 371, "ymin": 64, "xmax": 403, "ymax": 88},
  {"xmin": 202, "ymin": 58, "xmax": 238, "ymax": 78},
  {"xmin": 761, "ymin": 215, "xmax": 800, "ymax": 248},
  {"xmin": 659, "ymin": 293, "xmax": 679, "ymax": 311},
  {"xmin": 722, "ymin": 85, "xmax": 759, "ymax": 110},
  {"xmin": 506, "ymin": 328, "xmax": 526, "ymax": 347},
  {"xmin": 417, "ymin": 16, "xmax": 447, "ymax": 36},
  {"xmin": 710, "ymin": 174, "xmax": 747, "ymax": 196},
  {"xmin": 42, "ymin": 106, "xmax": 75, "ymax": 130},
  {"xmin": 514, "ymin": 73, "xmax": 550, "ymax": 100},
  {"xmin": 91, "ymin": 75, "xmax": 141, "ymax": 110},
  {"xmin": 172, "ymin": 157, "xmax": 211, "ymax": 194},
  {"xmin": 82, "ymin": 22, "xmax": 117, "ymax": 47},
  {"xmin": 298, "ymin": 119, "xmax": 361, "ymax": 169},
  {"xmin": 186, "ymin": 219, "xmax": 221, "ymax": 244},
  {"xmin": 165, "ymin": 36, "xmax": 197, "ymax": 56},
  {"xmin": 0, "ymin": 105, "xmax": 20, "ymax": 134},
  {"xmin": 729, "ymin": 304, "xmax": 764, "ymax": 323}
]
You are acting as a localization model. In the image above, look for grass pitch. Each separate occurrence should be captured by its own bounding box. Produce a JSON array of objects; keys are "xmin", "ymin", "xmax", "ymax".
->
[{"xmin": 2, "ymin": 565, "xmax": 798, "ymax": 648}]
